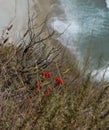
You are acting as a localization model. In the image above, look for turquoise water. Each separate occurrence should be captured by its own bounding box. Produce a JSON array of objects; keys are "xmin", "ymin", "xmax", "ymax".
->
[
  {"xmin": 1, "ymin": 0, "xmax": 109, "ymax": 80},
  {"xmin": 51, "ymin": 0, "xmax": 109, "ymax": 80}
]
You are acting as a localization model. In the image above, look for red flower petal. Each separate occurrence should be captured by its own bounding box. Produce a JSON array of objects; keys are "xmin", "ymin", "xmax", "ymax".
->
[
  {"xmin": 42, "ymin": 72, "xmax": 51, "ymax": 79},
  {"xmin": 54, "ymin": 77, "xmax": 64, "ymax": 85},
  {"xmin": 36, "ymin": 81, "xmax": 41, "ymax": 89},
  {"xmin": 43, "ymin": 87, "xmax": 52, "ymax": 96}
]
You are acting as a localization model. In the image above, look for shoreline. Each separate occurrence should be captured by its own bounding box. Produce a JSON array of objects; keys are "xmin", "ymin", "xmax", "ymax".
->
[{"xmin": 33, "ymin": 0, "xmax": 79, "ymax": 70}]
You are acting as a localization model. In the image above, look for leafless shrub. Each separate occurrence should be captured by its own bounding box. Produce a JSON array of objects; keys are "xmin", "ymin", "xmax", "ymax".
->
[{"xmin": 0, "ymin": 7, "xmax": 63, "ymax": 102}]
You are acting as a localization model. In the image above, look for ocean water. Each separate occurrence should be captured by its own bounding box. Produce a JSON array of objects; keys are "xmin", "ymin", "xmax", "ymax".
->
[
  {"xmin": 51, "ymin": 0, "xmax": 109, "ymax": 81},
  {"xmin": 1, "ymin": 0, "xmax": 109, "ymax": 81}
]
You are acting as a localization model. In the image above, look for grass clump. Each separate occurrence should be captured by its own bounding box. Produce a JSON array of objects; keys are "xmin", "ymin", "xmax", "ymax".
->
[{"xmin": 0, "ymin": 20, "xmax": 109, "ymax": 130}]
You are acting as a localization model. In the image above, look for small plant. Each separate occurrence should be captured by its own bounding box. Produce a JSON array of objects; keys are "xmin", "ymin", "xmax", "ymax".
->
[
  {"xmin": 43, "ymin": 87, "xmax": 52, "ymax": 96},
  {"xmin": 35, "ymin": 71, "xmax": 64, "ymax": 97}
]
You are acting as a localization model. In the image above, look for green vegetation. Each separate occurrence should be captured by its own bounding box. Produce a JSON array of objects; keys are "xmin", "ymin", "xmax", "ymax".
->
[{"xmin": 0, "ymin": 18, "xmax": 109, "ymax": 130}]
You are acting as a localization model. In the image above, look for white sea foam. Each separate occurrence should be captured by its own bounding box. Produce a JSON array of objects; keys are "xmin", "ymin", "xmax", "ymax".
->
[
  {"xmin": 51, "ymin": 0, "xmax": 109, "ymax": 82},
  {"xmin": 92, "ymin": 66, "xmax": 109, "ymax": 81},
  {"xmin": 105, "ymin": 0, "xmax": 109, "ymax": 9},
  {"xmin": 50, "ymin": 17, "xmax": 81, "ymax": 57},
  {"xmin": 51, "ymin": 18, "xmax": 80, "ymax": 35}
]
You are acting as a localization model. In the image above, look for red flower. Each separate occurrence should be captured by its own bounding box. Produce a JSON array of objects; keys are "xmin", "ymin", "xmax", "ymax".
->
[
  {"xmin": 54, "ymin": 77, "xmax": 64, "ymax": 85},
  {"xmin": 36, "ymin": 81, "xmax": 41, "ymax": 89},
  {"xmin": 43, "ymin": 87, "xmax": 52, "ymax": 96},
  {"xmin": 42, "ymin": 71, "xmax": 51, "ymax": 79}
]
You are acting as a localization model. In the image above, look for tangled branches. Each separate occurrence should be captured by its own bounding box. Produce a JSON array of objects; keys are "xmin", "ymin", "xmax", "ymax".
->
[{"xmin": 0, "ymin": 12, "xmax": 62, "ymax": 100}]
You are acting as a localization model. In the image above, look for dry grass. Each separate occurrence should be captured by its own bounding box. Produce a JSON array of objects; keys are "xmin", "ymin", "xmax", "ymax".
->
[
  {"xmin": 0, "ymin": 15, "xmax": 109, "ymax": 130},
  {"xmin": 0, "ymin": 40, "xmax": 109, "ymax": 130}
]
